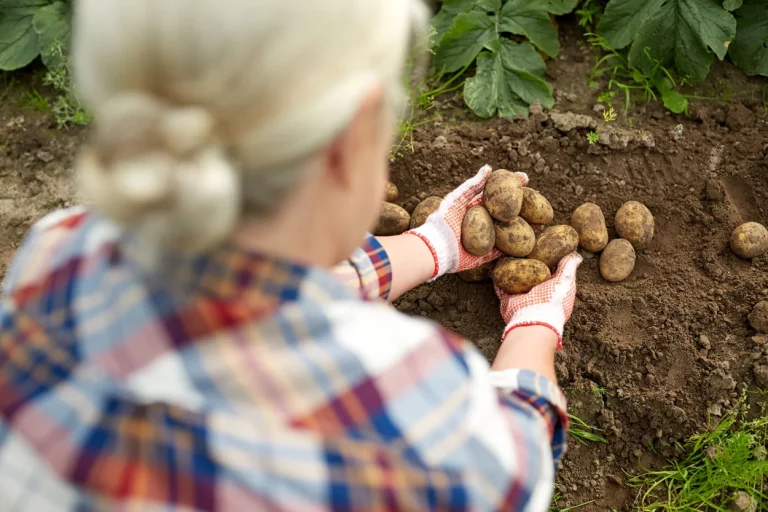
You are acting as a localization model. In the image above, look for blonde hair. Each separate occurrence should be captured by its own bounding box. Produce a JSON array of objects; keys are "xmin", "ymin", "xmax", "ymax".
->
[{"xmin": 74, "ymin": 0, "xmax": 428, "ymax": 251}]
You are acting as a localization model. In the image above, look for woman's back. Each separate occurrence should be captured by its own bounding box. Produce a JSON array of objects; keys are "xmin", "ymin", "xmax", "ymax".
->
[{"xmin": 0, "ymin": 207, "xmax": 564, "ymax": 510}]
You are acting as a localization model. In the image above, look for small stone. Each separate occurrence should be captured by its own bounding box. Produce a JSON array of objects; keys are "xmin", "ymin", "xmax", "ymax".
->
[
  {"xmin": 432, "ymin": 135, "xmax": 448, "ymax": 149},
  {"xmin": 752, "ymin": 335, "xmax": 768, "ymax": 345},
  {"xmin": 705, "ymin": 445, "xmax": 723, "ymax": 460},
  {"xmin": 36, "ymin": 150, "xmax": 54, "ymax": 163},
  {"xmin": 753, "ymin": 364, "xmax": 768, "ymax": 388},
  {"xmin": 581, "ymin": 250, "xmax": 595, "ymax": 259},
  {"xmin": 708, "ymin": 403, "xmax": 723, "ymax": 416},
  {"xmin": 698, "ymin": 335, "xmax": 711, "ymax": 350},
  {"xmin": 593, "ymin": 104, "xmax": 606, "ymax": 114},
  {"xmin": 550, "ymin": 111, "xmax": 598, "ymax": 132},
  {"xmin": 748, "ymin": 301, "xmax": 768, "ymax": 333},
  {"xmin": 728, "ymin": 491, "xmax": 757, "ymax": 512},
  {"xmin": 670, "ymin": 124, "xmax": 684, "ymax": 141}
]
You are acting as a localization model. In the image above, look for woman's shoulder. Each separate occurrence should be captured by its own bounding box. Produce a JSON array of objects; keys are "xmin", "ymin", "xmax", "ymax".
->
[{"xmin": 3, "ymin": 206, "xmax": 120, "ymax": 295}]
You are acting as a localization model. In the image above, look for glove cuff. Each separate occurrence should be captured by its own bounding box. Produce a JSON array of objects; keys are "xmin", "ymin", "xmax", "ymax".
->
[
  {"xmin": 503, "ymin": 303, "xmax": 566, "ymax": 349},
  {"xmin": 406, "ymin": 222, "xmax": 458, "ymax": 278}
]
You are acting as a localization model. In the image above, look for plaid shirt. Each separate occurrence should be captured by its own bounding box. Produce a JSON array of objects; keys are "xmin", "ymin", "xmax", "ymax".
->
[{"xmin": 0, "ymin": 207, "xmax": 567, "ymax": 511}]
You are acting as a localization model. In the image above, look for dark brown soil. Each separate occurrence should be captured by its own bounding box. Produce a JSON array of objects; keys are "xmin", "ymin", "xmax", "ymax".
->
[
  {"xmin": 1, "ymin": 22, "xmax": 768, "ymax": 511},
  {"xmin": 389, "ymin": 21, "xmax": 768, "ymax": 511}
]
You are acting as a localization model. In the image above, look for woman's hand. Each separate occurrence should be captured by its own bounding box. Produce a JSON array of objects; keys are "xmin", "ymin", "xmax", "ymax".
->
[
  {"xmin": 406, "ymin": 165, "xmax": 528, "ymax": 278},
  {"xmin": 496, "ymin": 252, "xmax": 583, "ymax": 349}
]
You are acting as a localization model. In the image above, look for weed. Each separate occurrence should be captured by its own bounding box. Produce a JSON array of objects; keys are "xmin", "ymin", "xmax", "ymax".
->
[
  {"xmin": 550, "ymin": 490, "xmax": 594, "ymax": 512},
  {"xmin": 585, "ymin": 106, "xmax": 617, "ymax": 145},
  {"xmin": 42, "ymin": 41, "xmax": 91, "ymax": 129},
  {"xmin": 591, "ymin": 384, "xmax": 608, "ymax": 398},
  {"xmin": 568, "ymin": 413, "xmax": 608, "ymax": 445},
  {"xmin": 629, "ymin": 397, "xmax": 768, "ymax": 511},
  {"xmin": 575, "ymin": 0, "xmax": 602, "ymax": 30},
  {"xmin": 22, "ymin": 89, "xmax": 51, "ymax": 113}
]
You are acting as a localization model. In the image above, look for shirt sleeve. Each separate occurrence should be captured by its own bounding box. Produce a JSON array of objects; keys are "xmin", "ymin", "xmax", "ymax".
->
[{"xmin": 331, "ymin": 234, "xmax": 392, "ymax": 301}]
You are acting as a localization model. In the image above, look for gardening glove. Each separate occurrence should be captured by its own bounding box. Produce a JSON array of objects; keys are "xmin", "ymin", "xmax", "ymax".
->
[
  {"xmin": 496, "ymin": 252, "xmax": 583, "ymax": 349},
  {"xmin": 406, "ymin": 164, "xmax": 528, "ymax": 278}
]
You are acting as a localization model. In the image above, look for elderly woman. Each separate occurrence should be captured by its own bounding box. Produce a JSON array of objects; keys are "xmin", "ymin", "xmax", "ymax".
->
[{"xmin": 0, "ymin": 0, "xmax": 581, "ymax": 510}]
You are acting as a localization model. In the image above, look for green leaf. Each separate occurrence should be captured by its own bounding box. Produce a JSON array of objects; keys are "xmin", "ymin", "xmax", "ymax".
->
[
  {"xmin": 661, "ymin": 89, "xmax": 688, "ymax": 113},
  {"xmin": 728, "ymin": 1, "xmax": 768, "ymax": 76},
  {"xmin": 723, "ymin": 0, "xmax": 743, "ymax": 10},
  {"xmin": 463, "ymin": 40, "xmax": 553, "ymax": 120},
  {"xmin": 434, "ymin": 11, "xmax": 496, "ymax": 72},
  {"xmin": 33, "ymin": 1, "xmax": 70, "ymax": 69},
  {"xmin": 596, "ymin": 0, "xmax": 665, "ymax": 50},
  {"xmin": 0, "ymin": 0, "xmax": 48, "ymax": 70},
  {"xmin": 500, "ymin": 0, "xmax": 560, "ymax": 57},
  {"xmin": 627, "ymin": 0, "xmax": 736, "ymax": 83},
  {"xmin": 543, "ymin": 0, "xmax": 579, "ymax": 15}
]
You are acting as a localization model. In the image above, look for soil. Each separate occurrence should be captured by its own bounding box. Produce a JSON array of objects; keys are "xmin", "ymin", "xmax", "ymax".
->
[{"xmin": 1, "ymin": 20, "xmax": 768, "ymax": 511}]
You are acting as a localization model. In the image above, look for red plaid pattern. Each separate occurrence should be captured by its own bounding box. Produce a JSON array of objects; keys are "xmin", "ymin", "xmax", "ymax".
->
[{"xmin": 497, "ymin": 253, "xmax": 583, "ymax": 348}]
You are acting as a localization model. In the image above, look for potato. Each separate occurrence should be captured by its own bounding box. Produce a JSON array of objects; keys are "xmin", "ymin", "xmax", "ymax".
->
[
  {"xmin": 615, "ymin": 201, "xmax": 654, "ymax": 250},
  {"xmin": 461, "ymin": 206, "xmax": 495, "ymax": 256},
  {"xmin": 491, "ymin": 258, "xmax": 551, "ymax": 295},
  {"xmin": 730, "ymin": 222, "xmax": 768, "ymax": 259},
  {"xmin": 458, "ymin": 261, "xmax": 494, "ymax": 283},
  {"xmin": 385, "ymin": 183, "xmax": 399, "ymax": 202},
  {"xmin": 571, "ymin": 203, "xmax": 609, "ymax": 253},
  {"xmin": 410, "ymin": 196, "xmax": 442, "ymax": 229},
  {"xmin": 483, "ymin": 169, "xmax": 523, "ymax": 222},
  {"xmin": 374, "ymin": 202, "xmax": 410, "ymax": 236},
  {"xmin": 495, "ymin": 217, "xmax": 536, "ymax": 257},
  {"xmin": 520, "ymin": 188, "xmax": 554, "ymax": 225},
  {"xmin": 599, "ymin": 239, "xmax": 636, "ymax": 282},
  {"xmin": 528, "ymin": 225, "xmax": 579, "ymax": 268}
]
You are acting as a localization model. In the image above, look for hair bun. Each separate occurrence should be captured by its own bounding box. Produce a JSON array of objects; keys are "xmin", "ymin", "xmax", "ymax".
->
[{"xmin": 79, "ymin": 93, "xmax": 240, "ymax": 253}]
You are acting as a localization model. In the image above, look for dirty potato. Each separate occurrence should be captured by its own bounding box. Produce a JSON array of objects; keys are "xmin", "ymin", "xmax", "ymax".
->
[
  {"xmin": 495, "ymin": 217, "xmax": 536, "ymax": 257},
  {"xmin": 571, "ymin": 202, "xmax": 609, "ymax": 253},
  {"xmin": 599, "ymin": 239, "xmax": 636, "ymax": 282},
  {"xmin": 491, "ymin": 258, "xmax": 551, "ymax": 295},
  {"xmin": 615, "ymin": 201, "xmax": 654, "ymax": 250},
  {"xmin": 520, "ymin": 188, "xmax": 554, "ymax": 225},
  {"xmin": 461, "ymin": 206, "xmax": 495, "ymax": 256},
  {"xmin": 410, "ymin": 196, "xmax": 442, "ymax": 229},
  {"xmin": 483, "ymin": 169, "xmax": 523, "ymax": 222},
  {"xmin": 374, "ymin": 202, "xmax": 410, "ymax": 236},
  {"xmin": 730, "ymin": 222, "xmax": 768, "ymax": 259},
  {"xmin": 458, "ymin": 261, "xmax": 494, "ymax": 283},
  {"xmin": 385, "ymin": 183, "xmax": 398, "ymax": 202},
  {"xmin": 528, "ymin": 225, "xmax": 579, "ymax": 268}
]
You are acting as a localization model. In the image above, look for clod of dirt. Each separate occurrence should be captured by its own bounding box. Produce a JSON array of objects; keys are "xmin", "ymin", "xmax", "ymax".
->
[
  {"xmin": 754, "ymin": 364, "xmax": 768, "ymax": 388},
  {"xmin": 747, "ymin": 301, "xmax": 768, "ymax": 333},
  {"xmin": 725, "ymin": 104, "xmax": 756, "ymax": 132},
  {"xmin": 550, "ymin": 111, "xmax": 597, "ymax": 132},
  {"xmin": 698, "ymin": 335, "xmax": 711, "ymax": 349},
  {"xmin": 670, "ymin": 124, "xmax": 684, "ymax": 141},
  {"xmin": 728, "ymin": 491, "xmax": 757, "ymax": 512},
  {"xmin": 528, "ymin": 101, "xmax": 549, "ymax": 124},
  {"xmin": 596, "ymin": 124, "xmax": 655, "ymax": 149},
  {"xmin": 36, "ymin": 150, "xmax": 54, "ymax": 163}
]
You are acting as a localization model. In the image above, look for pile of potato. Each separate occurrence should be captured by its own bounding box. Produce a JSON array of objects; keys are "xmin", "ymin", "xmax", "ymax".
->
[
  {"xmin": 730, "ymin": 221, "xmax": 768, "ymax": 259},
  {"xmin": 377, "ymin": 171, "xmax": 656, "ymax": 295}
]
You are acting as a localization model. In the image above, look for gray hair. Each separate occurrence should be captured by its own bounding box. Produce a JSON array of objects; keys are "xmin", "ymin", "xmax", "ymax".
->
[{"xmin": 74, "ymin": 0, "xmax": 429, "ymax": 251}]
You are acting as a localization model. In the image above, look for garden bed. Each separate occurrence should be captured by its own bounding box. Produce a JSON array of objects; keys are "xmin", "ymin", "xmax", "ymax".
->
[{"xmin": 0, "ymin": 19, "xmax": 767, "ymax": 511}]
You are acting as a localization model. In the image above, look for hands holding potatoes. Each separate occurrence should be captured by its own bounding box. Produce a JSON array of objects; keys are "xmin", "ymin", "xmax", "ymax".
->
[
  {"xmin": 406, "ymin": 165, "xmax": 528, "ymax": 278},
  {"xmin": 495, "ymin": 253, "xmax": 583, "ymax": 349}
]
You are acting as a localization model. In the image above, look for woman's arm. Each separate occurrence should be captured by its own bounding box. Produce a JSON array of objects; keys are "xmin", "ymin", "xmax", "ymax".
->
[{"xmin": 375, "ymin": 234, "xmax": 435, "ymax": 301}]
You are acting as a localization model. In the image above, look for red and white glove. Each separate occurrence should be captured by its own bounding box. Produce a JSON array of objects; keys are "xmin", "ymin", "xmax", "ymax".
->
[
  {"xmin": 496, "ymin": 252, "xmax": 583, "ymax": 349},
  {"xmin": 406, "ymin": 165, "xmax": 529, "ymax": 278}
]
